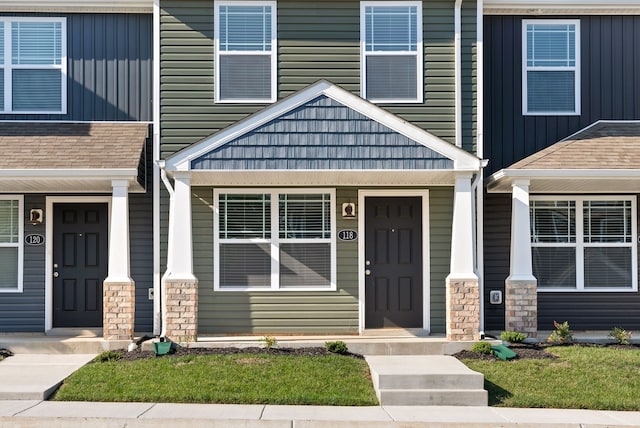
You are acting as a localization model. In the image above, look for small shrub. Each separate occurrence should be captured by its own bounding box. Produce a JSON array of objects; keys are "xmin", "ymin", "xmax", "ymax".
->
[
  {"xmin": 325, "ymin": 340, "xmax": 349, "ymax": 355},
  {"xmin": 93, "ymin": 350, "xmax": 121, "ymax": 363},
  {"xmin": 470, "ymin": 341, "xmax": 494, "ymax": 355},
  {"xmin": 260, "ymin": 336, "xmax": 278, "ymax": 350},
  {"xmin": 500, "ymin": 331, "xmax": 527, "ymax": 343},
  {"xmin": 548, "ymin": 320, "xmax": 574, "ymax": 344},
  {"xmin": 608, "ymin": 327, "xmax": 632, "ymax": 345}
]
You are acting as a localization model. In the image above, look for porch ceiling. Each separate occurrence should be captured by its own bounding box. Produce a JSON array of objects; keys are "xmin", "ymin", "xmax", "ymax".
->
[{"xmin": 186, "ymin": 169, "xmax": 460, "ymax": 187}]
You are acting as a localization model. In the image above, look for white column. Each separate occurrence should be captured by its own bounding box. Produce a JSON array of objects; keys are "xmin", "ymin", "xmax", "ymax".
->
[
  {"xmin": 508, "ymin": 180, "xmax": 535, "ymax": 281},
  {"xmin": 167, "ymin": 172, "xmax": 195, "ymax": 280},
  {"xmin": 448, "ymin": 172, "xmax": 478, "ymax": 281},
  {"xmin": 106, "ymin": 179, "xmax": 131, "ymax": 282}
]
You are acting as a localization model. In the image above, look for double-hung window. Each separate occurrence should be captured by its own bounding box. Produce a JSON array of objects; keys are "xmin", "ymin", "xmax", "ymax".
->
[
  {"xmin": 214, "ymin": 1, "xmax": 276, "ymax": 103},
  {"xmin": 361, "ymin": 2, "xmax": 422, "ymax": 103},
  {"xmin": 0, "ymin": 17, "xmax": 67, "ymax": 114},
  {"xmin": 523, "ymin": 20, "xmax": 580, "ymax": 115},
  {"xmin": 0, "ymin": 196, "xmax": 23, "ymax": 292},
  {"xmin": 214, "ymin": 189, "xmax": 336, "ymax": 291},
  {"xmin": 530, "ymin": 197, "xmax": 637, "ymax": 291}
]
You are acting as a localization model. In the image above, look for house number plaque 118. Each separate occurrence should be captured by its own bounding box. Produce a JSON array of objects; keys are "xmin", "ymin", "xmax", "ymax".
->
[{"xmin": 338, "ymin": 230, "xmax": 357, "ymax": 241}]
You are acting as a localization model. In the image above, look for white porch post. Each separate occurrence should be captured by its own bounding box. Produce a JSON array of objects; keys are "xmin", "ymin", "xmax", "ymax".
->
[
  {"xmin": 446, "ymin": 172, "xmax": 480, "ymax": 341},
  {"xmin": 505, "ymin": 180, "xmax": 537, "ymax": 336},
  {"xmin": 164, "ymin": 172, "xmax": 198, "ymax": 342},
  {"xmin": 103, "ymin": 179, "xmax": 135, "ymax": 340}
]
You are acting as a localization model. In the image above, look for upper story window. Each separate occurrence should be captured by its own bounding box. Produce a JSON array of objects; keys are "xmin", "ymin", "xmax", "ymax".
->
[
  {"xmin": 214, "ymin": 1, "xmax": 277, "ymax": 103},
  {"xmin": 0, "ymin": 196, "xmax": 23, "ymax": 293},
  {"xmin": 361, "ymin": 2, "xmax": 423, "ymax": 103},
  {"xmin": 0, "ymin": 18, "xmax": 67, "ymax": 114},
  {"xmin": 523, "ymin": 20, "xmax": 580, "ymax": 115},
  {"xmin": 530, "ymin": 197, "xmax": 636, "ymax": 292}
]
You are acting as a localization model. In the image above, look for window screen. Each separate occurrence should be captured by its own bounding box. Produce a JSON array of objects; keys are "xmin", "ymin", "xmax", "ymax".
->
[{"xmin": 0, "ymin": 199, "xmax": 20, "ymax": 290}]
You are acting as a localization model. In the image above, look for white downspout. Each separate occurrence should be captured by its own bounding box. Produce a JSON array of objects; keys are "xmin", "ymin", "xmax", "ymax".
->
[
  {"xmin": 152, "ymin": 0, "xmax": 162, "ymax": 336},
  {"xmin": 158, "ymin": 161, "xmax": 175, "ymax": 338},
  {"xmin": 454, "ymin": 0, "xmax": 462, "ymax": 148},
  {"xmin": 476, "ymin": 0, "xmax": 485, "ymax": 337}
]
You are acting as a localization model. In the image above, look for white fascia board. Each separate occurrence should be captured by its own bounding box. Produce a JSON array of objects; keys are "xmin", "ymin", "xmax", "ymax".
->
[
  {"xmin": 487, "ymin": 168, "xmax": 640, "ymax": 192},
  {"xmin": 166, "ymin": 80, "xmax": 483, "ymax": 172},
  {"xmin": 0, "ymin": 169, "xmax": 139, "ymax": 179},
  {"xmin": 0, "ymin": 0, "xmax": 152, "ymax": 13},
  {"xmin": 485, "ymin": 0, "xmax": 640, "ymax": 14}
]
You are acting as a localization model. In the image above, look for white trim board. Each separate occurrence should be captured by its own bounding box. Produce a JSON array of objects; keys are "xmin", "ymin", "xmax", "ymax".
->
[{"xmin": 358, "ymin": 189, "xmax": 430, "ymax": 334}]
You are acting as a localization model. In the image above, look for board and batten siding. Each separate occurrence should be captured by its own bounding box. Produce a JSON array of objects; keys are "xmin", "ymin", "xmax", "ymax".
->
[
  {"xmin": 483, "ymin": 193, "xmax": 640, "ymax": 332},
  {"xmin": 484, "ymin": 15, "xmax": 640, "ymax": 175},
  {"xmin": 160, "ymin": 0, "xmax": 477, "ymax": 158},
  {"xmin": 189, "ymin": 186, "xmax": 453, "ymax": 334},
  {"xmin": 0, "ymin": 13, "xmax": 152, "ymax": 122}
]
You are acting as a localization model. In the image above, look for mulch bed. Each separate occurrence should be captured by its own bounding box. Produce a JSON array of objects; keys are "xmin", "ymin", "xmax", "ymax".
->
[
  {"xmin": 453, "ymin": 342, "xmax": 640, "ymax": 361},
  {"xmin": 116, "ymin": 346, "xmax": 362, "ymax": 362}
]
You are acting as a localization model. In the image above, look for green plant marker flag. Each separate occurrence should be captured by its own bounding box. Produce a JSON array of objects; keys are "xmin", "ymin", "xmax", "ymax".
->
[{"xmin": 491, "ymin": 344, "xmax": 517, "ymax": 361}]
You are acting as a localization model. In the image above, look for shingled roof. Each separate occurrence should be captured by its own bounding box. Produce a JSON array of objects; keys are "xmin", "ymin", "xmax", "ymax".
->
[
  {"xmin": 510, "ymin": 121, "xmax": 640, "ymax": 170},
  {"xmin": 0, "ymin": 122, "xmax": 149, "ymax": 170}
]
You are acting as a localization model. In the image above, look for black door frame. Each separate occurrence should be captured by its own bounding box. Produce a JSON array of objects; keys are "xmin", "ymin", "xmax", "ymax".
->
[
  {"xmin": 358, "ymin": 190, "xmax": 430, "ymax": 333},
  {"xmin": 45, "ymin": 196, "xmax": 111, "ymax": 332}
]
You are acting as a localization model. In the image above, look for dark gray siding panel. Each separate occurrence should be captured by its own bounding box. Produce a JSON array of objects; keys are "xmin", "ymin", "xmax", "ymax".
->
[
  {"xmin": 0, "ymin": 13, "xmax": 152, "ymax": 122},
  {"xmin": 0, "ymin": 195, "xmax": 46, "ymax": 332},
  {"xmin": 192, "ymin": 96, "xmax": 453, "ymax": 171},
  {"xmin": 130, "ymin": 135, "xmax": 154, "ymax": 333},
  {"xmin": 483, "ymin": 193, "xmax": 509, "ymax": 331},
  {"xmin": 484, "ymin": 15, "xmax": 640, "ymax": 174}
]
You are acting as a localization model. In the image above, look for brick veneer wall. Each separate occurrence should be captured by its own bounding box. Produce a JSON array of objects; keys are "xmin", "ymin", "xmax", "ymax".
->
[
  {"xmin": 505, "ymin": 279, "xmax": 537, "ymax": 337},
  {"xmin": 103, "ymin": 280, "xmax": 135, "ymax": 340},
  {"xmin": 164, "ymin": 279, "xmax": 198, "ymax": 342},
  {"xmin": 446, "ymin": 278, "xmax": 481, "ymax": 341}
]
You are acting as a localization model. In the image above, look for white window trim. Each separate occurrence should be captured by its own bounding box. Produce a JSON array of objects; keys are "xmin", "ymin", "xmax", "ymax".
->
[
  {"xmin": 213, "ymin": 188, "xmax": 337, "ymax": 291},
  {"xmin": 532, "ymin": 195, "xmax": 637, "ymax": 292},
  {"xmin": 522, "ymin": 19, "xmax": 580, "ymax": 116},
  {"xmin": 360, "ymin": 1, "xmax": 423, "ymax": 104},
  {"xmin": 214, "ymin": 0, "xmax": 277, "ymax": 104},
  {"xmin": 0, "ymin": 195, "xmax": 23, "ymax": 293},
  {"xmin": 0, "ymin": 17, "xmax": 67, "ymax": 115}
]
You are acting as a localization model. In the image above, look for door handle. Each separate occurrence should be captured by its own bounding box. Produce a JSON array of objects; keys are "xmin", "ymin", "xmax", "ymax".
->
[{"xmin": 53, "ymin": 272, "xmax": 59, "ymax": 278}]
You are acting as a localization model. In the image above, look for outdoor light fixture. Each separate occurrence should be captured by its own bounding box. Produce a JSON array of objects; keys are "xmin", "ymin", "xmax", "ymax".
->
[{"xmin": 29, "ymin": 209, "xmax": 44, "ymax": 226}]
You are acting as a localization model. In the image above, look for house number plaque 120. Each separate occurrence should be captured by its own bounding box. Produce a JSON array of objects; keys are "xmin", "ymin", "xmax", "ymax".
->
[{"xmin": 25, "ymin": 234, "xmax": 45, "ymax": 246}]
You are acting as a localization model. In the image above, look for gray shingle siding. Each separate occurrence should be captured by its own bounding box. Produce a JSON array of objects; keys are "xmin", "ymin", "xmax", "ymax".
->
[{"xmin": 192, "ymin": 96, "xmax": 453, "ymax": 171}]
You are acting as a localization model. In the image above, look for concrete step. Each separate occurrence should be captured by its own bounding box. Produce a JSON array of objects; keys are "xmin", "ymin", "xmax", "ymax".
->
[
  {"xmin": 378, "ymin": 388, "xmax": 488, "ymax": 406},
  {"xmin": 366, "ymin": 355, "xmax": 488, "ymax": 406}
]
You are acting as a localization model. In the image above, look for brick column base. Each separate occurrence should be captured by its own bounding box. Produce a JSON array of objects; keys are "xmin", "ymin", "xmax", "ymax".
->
[
  {"xmin": 164, "ymin": 278, "xmax": 198, "ymax": 342},
  {"xmin": 103, "ymin": 280, "xmax": 135, "ymax": 340},
  {"xmin": 446, "ymin": 278, "xmax": 480, "ymax": 341},
  {"xmin": 505, "ymin": 278, "xmax": 537, "ymax": 337}
]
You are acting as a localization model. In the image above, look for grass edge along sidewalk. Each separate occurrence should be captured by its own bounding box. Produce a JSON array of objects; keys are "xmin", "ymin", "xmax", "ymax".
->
[
  {"xmin": 51, "ymin": 349, "xmax": 378, "ymax": 406},
  {"xmin": 463, "ymin": 344, "xmax": 640, "ymax": 411}
]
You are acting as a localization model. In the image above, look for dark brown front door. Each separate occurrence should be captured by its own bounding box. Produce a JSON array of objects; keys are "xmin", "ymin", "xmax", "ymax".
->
[
  {"xmin": 365, "ymin": 197, "xmax": 423, "ymax": 328},
  {"xmin": 53, "ymin": 203, "xmax": 108, "ymax": 327}
]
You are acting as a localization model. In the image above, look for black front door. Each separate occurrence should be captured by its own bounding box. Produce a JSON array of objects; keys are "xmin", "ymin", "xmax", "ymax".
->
[
  {"xmin": 53, "ymin": 203, "xmax": 108, "ymax": 327},
  {"xmin": 365, "ymin": 197, "xmax": 423, "ymax": 328}
]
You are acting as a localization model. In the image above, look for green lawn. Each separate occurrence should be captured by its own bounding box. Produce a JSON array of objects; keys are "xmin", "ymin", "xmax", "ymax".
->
[
  {"xmin": 464, "ymin": 345, "xmax": 640, "ymax": 410},
  {"xmin": 51, "ymin": 353, "xmax": 378, "ymax": 406}
]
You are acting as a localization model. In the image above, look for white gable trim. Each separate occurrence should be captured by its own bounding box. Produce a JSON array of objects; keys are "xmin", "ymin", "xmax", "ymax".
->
[{"xmin": 166, "ymin": 80, "xmax": 483, "ymax": 173}]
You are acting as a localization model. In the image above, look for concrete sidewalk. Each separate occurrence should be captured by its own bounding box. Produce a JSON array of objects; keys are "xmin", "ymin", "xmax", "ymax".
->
[
  {"xmin": 2, "ymin": 401, "xmax": 640, "ymax": 427},
  {"xmin": 0, "ymin": 354, "xmax": 96, "ymax": 400}
]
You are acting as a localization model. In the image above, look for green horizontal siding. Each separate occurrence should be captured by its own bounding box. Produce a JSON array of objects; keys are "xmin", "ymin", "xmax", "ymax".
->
[
  {"xmin": 191, "ymin": 186, "xmax": 453, "ymax": 335},
  {"xmin": 160, "ymin": 0, "xmax": 477, "ymax": 158},
  {"xmin": 193, "ymin": 187, "xmax": 359, "ymax": 335},
  {"xmin": 429, "ymin": 187, "xmax": 454, "ymax": 334}
]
